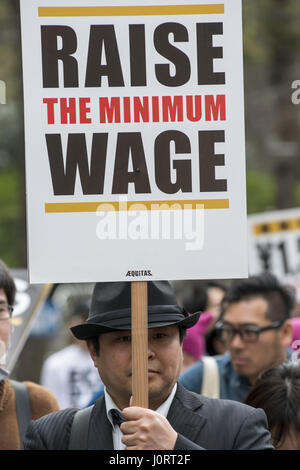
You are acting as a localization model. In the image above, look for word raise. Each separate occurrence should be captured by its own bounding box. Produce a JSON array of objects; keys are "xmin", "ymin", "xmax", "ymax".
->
[{"xmin": 41, "ymin": 22, "xmax": 225, "ymax": 88}]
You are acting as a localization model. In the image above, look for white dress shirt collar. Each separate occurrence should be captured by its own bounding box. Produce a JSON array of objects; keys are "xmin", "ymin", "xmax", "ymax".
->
[{"xmin": 104, "ymin": 383, "xmax": 178, "ymax": 450}]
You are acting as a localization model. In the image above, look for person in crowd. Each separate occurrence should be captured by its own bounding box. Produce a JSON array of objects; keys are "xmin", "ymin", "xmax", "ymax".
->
[
  {"xmin": 245, "ymin": 361, "xmax": 300, "ymax": 450},
  {"xmin": 182, "ymin": 281, "xmax": 226, "ymax": 327},
  {"xmin": 179, "ymin": 273, "xmax": 294, "ymax": 401},
  {"xmin": 181, "ymin": 312, "xmax": 213, "ymax": 371},
  {"xmin": 205, "ymin": 316, "xmax": 228, "ymax": 356},
  {"xmin": 0, "ymin": 260, "xmax": 59, "ymax": 450},
  {"xmin": 290, "ymin": 316, "xmax": 300, "ymax": 355},
  {"xmin": 24, "ymin": 281, "xmax": 273, "ymax": 450},
  {"xmin": 203, "ymin": 281, "xmax": 228, "ymax": 332},
  {"xmin": 181, "ymin": 281, "xmax": 227, "ymax": 356},
  {"xmin": 40, "ymin": 301, "xmax": 103, "ymax": 409}
]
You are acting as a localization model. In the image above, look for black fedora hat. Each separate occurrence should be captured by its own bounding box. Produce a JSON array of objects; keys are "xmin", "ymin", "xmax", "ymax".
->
[{"xmin": 71, "ymin": 281, "xmax": 201, "ymax": 340}]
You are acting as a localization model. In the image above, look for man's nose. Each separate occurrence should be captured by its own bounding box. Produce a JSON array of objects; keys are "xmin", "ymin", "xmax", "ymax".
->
[
  {"xmin": 229, "ymin": 331, "xmax": 245, "ymax": 349},
  {"xmin": 147, "ymin": 341, "xmax": 155, "ymax": 358}
]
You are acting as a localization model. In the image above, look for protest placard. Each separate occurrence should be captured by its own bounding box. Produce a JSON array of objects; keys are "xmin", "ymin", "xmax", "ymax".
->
[
  {"xmin": 20, "ymin": 0, "xmax": 247, "ymax": 284},
  {"xmin": 248, "ymin": 208, "xmax": 300, "ymax": 301}
]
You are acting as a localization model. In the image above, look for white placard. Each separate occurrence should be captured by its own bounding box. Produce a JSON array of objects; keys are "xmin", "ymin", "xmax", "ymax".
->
[
  {"xmin": 20, "ymin": 0, "xmax": 248, "ymax": 283},
  {"xmin": 248, "ymin": 208, "xmax": 300, "ymax": 300}
]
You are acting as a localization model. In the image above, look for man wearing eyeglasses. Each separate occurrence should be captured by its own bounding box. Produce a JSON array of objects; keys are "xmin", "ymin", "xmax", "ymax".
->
[
  {"xmin": 180, "ymin": 273, "xmax": 294, "ymax": 403},
  {"xmin": 0, "ymin": 260, "xmax": 59, "ymax": 449}
]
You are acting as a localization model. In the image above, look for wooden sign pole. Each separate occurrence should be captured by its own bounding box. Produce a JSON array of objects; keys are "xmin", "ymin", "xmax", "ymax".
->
[{"xmin": 131, "ymin": 281, "xmax": 149, "ymax": 408}]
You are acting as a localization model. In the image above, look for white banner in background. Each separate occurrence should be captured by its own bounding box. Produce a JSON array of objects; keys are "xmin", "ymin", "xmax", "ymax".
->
[{"xmin": 248, "ymin": 208, "xmax": 300, "ymax": 301}]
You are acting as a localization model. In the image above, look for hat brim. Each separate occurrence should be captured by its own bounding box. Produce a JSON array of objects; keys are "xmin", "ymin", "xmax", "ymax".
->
[{"xmin": 71, "ymin": 310, "xmax": 201, "ymax": 340}]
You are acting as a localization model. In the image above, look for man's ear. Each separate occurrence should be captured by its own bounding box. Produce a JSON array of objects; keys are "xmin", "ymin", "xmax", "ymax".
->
[
  {"xmin": 280, "ymin": 320, "xmax": 293, "ymax": 347},
  {"xmin": 86, "ymin": 340, "xmax": 99, "ymax": 366},
  {"xmin": 179, "ymin": 345, "xmax": 184, "ymax": 369}
]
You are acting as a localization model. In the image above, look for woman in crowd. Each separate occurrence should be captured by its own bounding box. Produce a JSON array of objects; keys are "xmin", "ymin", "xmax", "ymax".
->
[{"xmin": 245, "ymin": 361, "xmax": 300, "ymax": 450}]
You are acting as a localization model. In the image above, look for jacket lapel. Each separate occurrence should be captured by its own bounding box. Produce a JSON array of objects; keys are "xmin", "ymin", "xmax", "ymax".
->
[
  {"xmin": 88, "ymin": 396, "xmax": 114, "ymax": 450},
  {"xmin": 167, "ymin": 383, "xmax": 207, "ymax": 443},
  {"xmin": 88, "ymin": 384, "xmax": 207, "ymax": 449}
]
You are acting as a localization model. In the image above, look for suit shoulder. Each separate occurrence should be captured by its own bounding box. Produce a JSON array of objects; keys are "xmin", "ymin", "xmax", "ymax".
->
[
  {"xmin": 179, "ymin": 385, "xmax": 264, "ymax": 423},
  {"xmin": 24, "ymin": 408, "xmax": 77, "ymax": 450},
  {"xmin": 198, "ymin": 396, "xmax": 272, "ymax": 449},
  {"xmin": 200, "ymin": 394, "xmax": 258, "ymax": 416},
  {"xmin": 198, "ymin": 394, "xmax": 270, "ymax": 433},
  {"xmin": 175, "ymin": 384, "xmax": 272, "ymax": 449}
]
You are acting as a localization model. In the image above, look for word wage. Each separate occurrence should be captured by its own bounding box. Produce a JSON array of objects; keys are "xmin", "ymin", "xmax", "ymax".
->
[{"xmin": 46, "ymin": 130, "xmax": 226, "ymax": 196}]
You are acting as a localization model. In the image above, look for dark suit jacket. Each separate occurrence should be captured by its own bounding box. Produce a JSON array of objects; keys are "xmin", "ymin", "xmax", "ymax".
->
[{"xmin": 24, "ymin": 383, "xmax": 273, "ymax": 450}]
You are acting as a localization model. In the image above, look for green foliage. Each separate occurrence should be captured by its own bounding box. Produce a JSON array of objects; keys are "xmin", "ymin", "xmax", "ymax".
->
[
  {"xmin": 243, "ymin": 1, "xmax": 270, "ymax": 64},
  {"xmin": 0, "ymin": 0, "xmax": 25, "ymax": 267},
  {"xmin": 294, "ymin": 183, "xmax": 300, "ymax": 207},
  {"xmin": 243, "ymin": 0, "xmax": 300, "ymax": 64},
  {"xmin": 246, "ymin": 171, "xmax": 276, "ymax": 214},
  {"xmin": 0, "ymin": 169, "xmax": 22, "ymax": 267}
]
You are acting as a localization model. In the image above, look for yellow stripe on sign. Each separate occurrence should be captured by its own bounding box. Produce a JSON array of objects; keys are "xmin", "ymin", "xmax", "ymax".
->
[
  {"xmin": 38, "ymin": 5, "xmax": 225, "ymax": 17},
  {"xmin": 253, "ymin": 218, "xmax": 300, "ymax": 235},
  {"xmin": 45, "ymin": 199, "xmax": 229, "ymax": 213}
]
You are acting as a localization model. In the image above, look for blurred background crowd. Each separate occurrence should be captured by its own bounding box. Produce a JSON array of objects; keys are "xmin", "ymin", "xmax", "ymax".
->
[{"xmin": 1, "ymin": 0, "xmax": 300, "ymax": 450}]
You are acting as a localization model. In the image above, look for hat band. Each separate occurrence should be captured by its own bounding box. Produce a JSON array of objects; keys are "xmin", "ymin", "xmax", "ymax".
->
[
  {"xmin": 87, "ymin": 305, "xmax": 186, "ymax": 326},
  {"xmin": 104, "ymin": 313, "xmax": 187, "ymax": 328}
]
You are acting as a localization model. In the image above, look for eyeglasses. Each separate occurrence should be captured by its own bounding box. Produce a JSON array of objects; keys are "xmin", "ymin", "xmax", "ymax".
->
[
  {"xmin": 0, "ymin": 303, "xmax": 14, "ymax": 321},
  {"xmin": 215, "ymin": 320, "xmax": 285, "ymax": 344}
]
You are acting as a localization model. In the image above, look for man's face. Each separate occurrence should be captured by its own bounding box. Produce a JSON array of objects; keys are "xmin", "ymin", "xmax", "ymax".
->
[
  {"xmin": 0, "ymin": 288, "xmax": 11, "ymax": 365},
  {"xmin": 205, "ymin": 286, "xmax": 225, "ymax": 333},
  {"xmin": 223, "ymin": 298, "xmax": 292, "ymax": 384},
  {"xmin": 88, "ymin": 325, "xmax": 183, "ymax": 410}
]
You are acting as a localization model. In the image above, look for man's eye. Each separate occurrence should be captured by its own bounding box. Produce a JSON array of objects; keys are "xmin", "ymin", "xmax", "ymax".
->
[
  {"xmin": 153, "ymin": 333, "xmax": 167, "ymax": 339},
  {"xmin": 117, "ymin": 336, "xmax": 131, "ymax": 342},
  {"xmin": 243, "ymin": 328, "xmax": 258, "ymax": 334}
]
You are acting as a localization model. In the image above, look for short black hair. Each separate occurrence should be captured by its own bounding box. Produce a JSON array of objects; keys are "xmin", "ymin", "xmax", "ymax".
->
[
  {"xmin": 182, "ymin": 285, "xmax": 207, "ymax": 314},
  {"xmin": 182, "ymin": 281, "xmax": 227, "ymax": 314},
  {"xmin": 0, "ymin": 259, "xmax": 16, "ymax": 307},
  {"xmin": 222, "ymin": 273, "xmax": 295, "ymax": 322},
  {"xmin": 245, "ymin": 362, "xmax": 300, "ymax": 448},
  {"xmin": 205, "ymin": 281, "xmax": 227, "ymax": 292},
  {"xmin": 205, "ymin": 325, "xmax": 225, "ymax": 356},
  {"xmin": 87, "ymin": 325, "xmax": 187, "ymax": 356}
]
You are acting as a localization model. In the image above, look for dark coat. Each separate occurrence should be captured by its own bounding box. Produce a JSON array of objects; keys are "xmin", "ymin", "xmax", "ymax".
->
[{"xmin": 24, "ymin": 383, "xmax": 273, "ymax": 450}]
